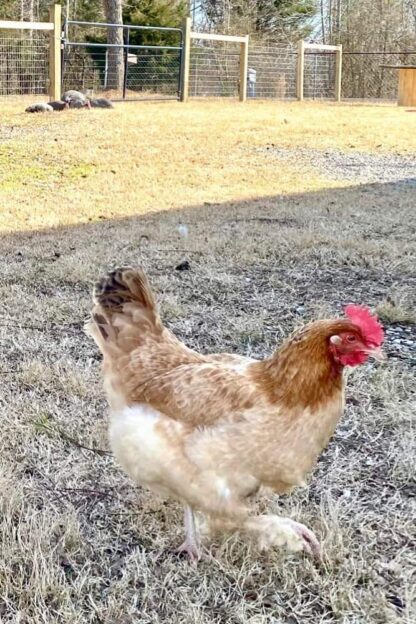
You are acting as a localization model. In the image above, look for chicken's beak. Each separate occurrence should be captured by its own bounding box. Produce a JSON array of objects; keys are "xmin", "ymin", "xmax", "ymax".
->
[{"xmin": 364, "ymin": 346, "xmax": 386, "ymax": 362}]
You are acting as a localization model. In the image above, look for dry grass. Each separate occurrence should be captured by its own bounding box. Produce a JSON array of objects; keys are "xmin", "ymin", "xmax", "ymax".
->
[
  {"xmin": 0, "ymin": 99, "xmax": 415, "ymax": 623},
  {"xmin": 376, "ymin": 298, "xmax": 416, "ymax": 325},
  {"xmin": 1, "ymin": 99, "xmax": 415, "ymax": 233}
]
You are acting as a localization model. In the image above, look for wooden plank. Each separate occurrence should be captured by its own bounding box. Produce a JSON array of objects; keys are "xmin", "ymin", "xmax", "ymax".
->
[
  {"xmin": 398, "ymin": 68, "xmax": 416, "ymax": 106},
  {"xmin": 335, "ymin": 45, "xmax": 342, "ymax": 102},
  {"xmin": 239, "ymin": 36, "xmax": 249, "ymax": 102},
  {"xmin": 297, "ymin": 40, "xmax": 305, "ymax": 101},
  {"xmin": 398, "ymin": 68, "xmax": 406, "ymax": 105},
  {"xmin": 180, "ymin": 17, "xmax": 191, "ymax": 102},
  {"xmin": 0, "ymin": 19, "xmax": 54, "ymax": 30},
  {"xmin": 304, "ymin": 43, "xmax": 341, "ymax": 51},
  {"xmin": 48, "ymin": 4, "xmax": 62, "ymax": 101},
  {"xmin": 190, "ymin": 31, "xmax": 247, "ymax": 44}
]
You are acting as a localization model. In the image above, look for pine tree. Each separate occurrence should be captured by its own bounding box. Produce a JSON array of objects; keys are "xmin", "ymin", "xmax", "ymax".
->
[{"xmin": 123, "ymin": 0, "xmax": 187, "ymax": 46}]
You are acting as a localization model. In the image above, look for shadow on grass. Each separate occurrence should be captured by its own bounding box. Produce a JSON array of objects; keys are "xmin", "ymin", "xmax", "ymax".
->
[
  {"xmin": 0, "ymin": 178, "xmax": 414, "ymax": 624},
  {"xmin": 1, "ymin": 177, "xmax": 414, "ymax": 245},
  {"xmin": 1, "ymin": 177, "xmax": 414, "ymax": 350}
]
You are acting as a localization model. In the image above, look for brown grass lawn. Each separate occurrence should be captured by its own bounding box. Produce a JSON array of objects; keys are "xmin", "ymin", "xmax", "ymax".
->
[
  {"xmin": 0, "ymin": 99, "xmax": 415, "ymax": 232},
  {"xmin": 0, "ymin": 100, "xmax": 415, "ymax": 623}
]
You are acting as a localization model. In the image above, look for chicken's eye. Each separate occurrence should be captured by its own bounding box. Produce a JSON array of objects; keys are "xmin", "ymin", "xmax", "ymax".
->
[{"xmin": 346, "ymin": 335, "xmax": 356, "ymax": 343}]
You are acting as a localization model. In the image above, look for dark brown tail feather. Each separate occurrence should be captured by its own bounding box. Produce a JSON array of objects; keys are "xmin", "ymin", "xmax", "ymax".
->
[
  {"xmin": 93, "ymin": 267, "xmax": 155, "ymax": 309},
  {"xmin": 91, "ymin": 267, "xmax": 162, "ymax": 341}
]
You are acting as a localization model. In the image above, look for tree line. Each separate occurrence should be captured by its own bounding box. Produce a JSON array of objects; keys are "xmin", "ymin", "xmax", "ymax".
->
[
  {"xmin": 2, "ymin": 1, "xmax": 414, "ymax": 94},
  {"xmin": 1, "ymin": 1, "xmax": 414, "ymax": 51}
]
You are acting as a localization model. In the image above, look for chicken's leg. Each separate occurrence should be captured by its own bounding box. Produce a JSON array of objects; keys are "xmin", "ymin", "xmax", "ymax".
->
[{"xmin": 175, "ymin": 505, "xmax": 201, "ymax": 562}]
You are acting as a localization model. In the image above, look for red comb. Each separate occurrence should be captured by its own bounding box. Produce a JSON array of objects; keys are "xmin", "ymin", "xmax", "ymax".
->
[{"xmin": 344, "ymin": 305, "xmax": 384, "ymax": 346}]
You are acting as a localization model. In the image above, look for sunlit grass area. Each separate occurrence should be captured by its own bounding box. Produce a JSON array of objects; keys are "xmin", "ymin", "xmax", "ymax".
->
[{"xmin": 1, "ymin": 99, "xmax": 414, "ymax": 232}]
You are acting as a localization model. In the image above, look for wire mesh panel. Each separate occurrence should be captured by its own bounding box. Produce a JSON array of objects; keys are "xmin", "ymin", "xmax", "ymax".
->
[
  {"xmin": 63, "ymin": 44, "xmax": 126, "ymax": 96},
  {"xmin": 342, "ymin": 52, "xmax": 416, "ymax": 100},
  {"xmin": 63, "ymin": 45, "xmax": 182, "ymax": 99},
  {"xmin": 303, "ymin": 51, "xmax": 336, "ymax": 99},
  {"xmin": 247, "ymin": 43, "xmax": 296, "ymax": 99},
  {"xmin": 125, "ymin": 49, "xmax": 181, "ymax": 98},
  {"xmin": 63, "ymin": 21, "xmax": 182, "ymax": 101},
  {"xmin": 0, "ymin": 33, "xmax": 49, "ymax": 96},
  {"xmin": 190, "ymin": 40, "xmax": 240, "ymax": 98}
]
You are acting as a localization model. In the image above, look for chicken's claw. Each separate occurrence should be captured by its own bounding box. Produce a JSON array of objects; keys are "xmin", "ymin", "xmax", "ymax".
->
[
  {"xmin": 250, "ymin": 515, "xmax": 321, "ymax": 558},
  {"xmin": 174, "ymin": 540, "xmax": 201, "ymax": 563},
  {"xmin": 287, "ymin": 519, "xmax": 321, "ymax": 558}
]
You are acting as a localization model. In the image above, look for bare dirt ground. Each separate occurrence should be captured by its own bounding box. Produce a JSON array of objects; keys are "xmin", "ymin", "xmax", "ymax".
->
[{"xmin": 0, "ymin": 101, "xmax": 415, "ymax": 623}]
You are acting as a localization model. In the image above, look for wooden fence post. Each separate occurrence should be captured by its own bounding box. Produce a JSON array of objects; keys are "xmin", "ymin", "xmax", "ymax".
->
[
  {"xmin": 49, "ymin": 3, "xmax": 62, "ymax": 101},
  {"xmin": 297, "ymin": 40, "xmax": 305, "ymax": 101},
  {"xmin": 239, "ymin": 35, "xmax": 249, "ymax": 102},
  {"xmin": 180, "ymin": 16, "xmax": 191, "ymax": 102},
  {"xmin": 335, "ymin": 44, "xmax": 342, "ymax": 102}
]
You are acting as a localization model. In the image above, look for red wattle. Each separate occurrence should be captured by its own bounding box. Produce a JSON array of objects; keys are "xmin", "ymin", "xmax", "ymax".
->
[{"xmin": 339, "ymin": 352, "xmax": 368, "ymax": 367}]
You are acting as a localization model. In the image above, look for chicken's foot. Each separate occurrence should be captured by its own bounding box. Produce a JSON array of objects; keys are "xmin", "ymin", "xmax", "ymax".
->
[
  {"xmin": 245, "ymin": 514, "xmax": 321, "ymax": 558},
  {"xmin": 175, "ymin": 505, "xmax": 201, "ymax": 562}
]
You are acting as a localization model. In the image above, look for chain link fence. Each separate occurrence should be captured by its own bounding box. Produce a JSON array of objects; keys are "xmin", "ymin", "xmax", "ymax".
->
[
  {"xmin": 0, "ymin": 33, "xmax": 49, "ymax": 96},
  {"xmin": 342, "ymin": 51, "xmax": 416, "ymax": 100}
]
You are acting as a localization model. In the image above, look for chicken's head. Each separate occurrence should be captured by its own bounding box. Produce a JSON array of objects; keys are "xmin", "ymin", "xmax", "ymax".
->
[{"xmin": 329, "ymin": 305, "xmax": 385, "ymax": 367}]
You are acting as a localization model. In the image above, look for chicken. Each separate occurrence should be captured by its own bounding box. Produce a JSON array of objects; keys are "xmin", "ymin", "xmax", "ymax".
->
[
  {"xmin": 25, "ymin": 103, "xmax": 53, "ymax": 113},
  {"xmin": 87, "ymin": 267, "xmax": 385, "ymax": 561},
  {"xmin": 89, "ymin": 98, "xmax": 114, "ymax": 109},
  {"xmin": 62, "ymin": 89, "xmax": 88, "ymax": 104},
  {"xmin": 61, "ymin": 90, "xmax": 91, "ymax": 109},
  {"xmin": 49, "ymin": 100, "xmax": 69, "ymax": 111}
]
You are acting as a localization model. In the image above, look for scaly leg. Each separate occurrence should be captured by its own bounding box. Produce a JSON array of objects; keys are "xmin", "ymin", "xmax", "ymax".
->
[{"xmin": 175, "ymin": 505, "xmax": 201, "ymax": 562}]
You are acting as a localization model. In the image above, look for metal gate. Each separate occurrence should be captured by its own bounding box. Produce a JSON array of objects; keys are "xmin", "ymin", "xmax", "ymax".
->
[{"xmin": 62, "ymin": 20, "xmax": 183, "ymax": 101}]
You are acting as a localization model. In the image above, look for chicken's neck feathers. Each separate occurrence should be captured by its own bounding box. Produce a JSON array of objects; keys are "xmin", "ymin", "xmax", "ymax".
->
[{"xmin": 252, "ymin": 336, "xmax": 343, "ymax": 411}]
